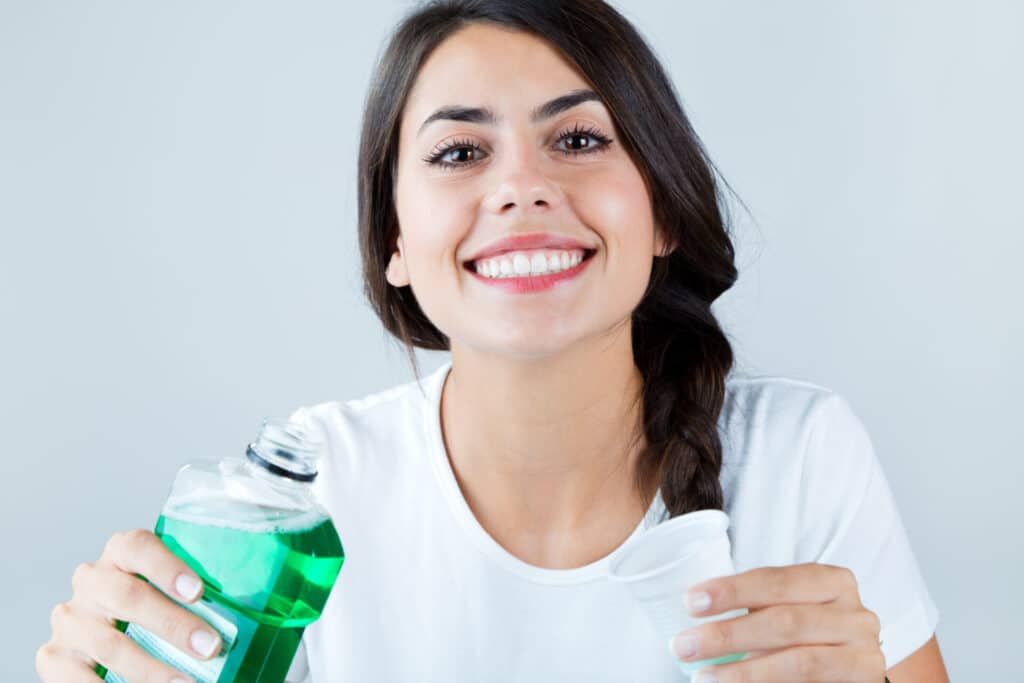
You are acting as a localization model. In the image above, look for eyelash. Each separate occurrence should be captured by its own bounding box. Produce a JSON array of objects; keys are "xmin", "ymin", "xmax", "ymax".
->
[{"xmin": 421, "ymin": 123, "xmax": 614, "ymax": 172}]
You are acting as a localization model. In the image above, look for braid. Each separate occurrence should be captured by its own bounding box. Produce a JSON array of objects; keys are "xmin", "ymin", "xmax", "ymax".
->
[{"xmin": 631, "ymin": 259, "xmax": 736, "ymax": 518}]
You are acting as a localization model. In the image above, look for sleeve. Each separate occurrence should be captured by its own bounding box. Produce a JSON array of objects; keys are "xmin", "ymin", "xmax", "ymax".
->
[{"xmin": 794, "ymin": 392, "xmax": 940, "ymax": 669}]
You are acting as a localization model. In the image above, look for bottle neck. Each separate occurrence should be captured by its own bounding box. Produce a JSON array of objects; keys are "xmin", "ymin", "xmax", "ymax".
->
[
  {"xmin": 246, "ymin": 417, "xmax": 321, "ymax": 483},
  {"xmin": 242, "ymin": 456, "xmax": 313, "ymax": 493},
  {"xmin": 246, "ymin": 443, "xmax": 317, "ymax": 483}
]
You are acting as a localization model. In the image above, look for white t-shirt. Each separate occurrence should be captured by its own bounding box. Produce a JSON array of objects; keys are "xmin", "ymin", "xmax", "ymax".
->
[{"xmin": 284, "ymin": 360, "xmax": 938, "ymax": 682}]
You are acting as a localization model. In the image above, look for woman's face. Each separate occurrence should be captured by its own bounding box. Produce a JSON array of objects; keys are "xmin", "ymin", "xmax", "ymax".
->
[{"xmin": 390, "ymin": 23, "xmax": 668, "ymax": 360}]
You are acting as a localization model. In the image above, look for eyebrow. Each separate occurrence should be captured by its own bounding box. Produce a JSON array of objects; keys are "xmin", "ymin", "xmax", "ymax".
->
[{"xmin": 417, "ymin": 88, "xmax": 603, "ymax": 137}]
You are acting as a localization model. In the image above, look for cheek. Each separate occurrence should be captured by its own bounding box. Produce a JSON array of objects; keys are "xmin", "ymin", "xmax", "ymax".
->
[
  {"xmin": 574, "ymin": 168, "xmax": 655, "ymax": 263},
  {"xmin": 396, "ymin": 181, "xmax": 477, "ymax": 278}
]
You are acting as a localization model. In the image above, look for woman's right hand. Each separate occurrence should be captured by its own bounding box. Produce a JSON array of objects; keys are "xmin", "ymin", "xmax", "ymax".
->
[{"xmin": 36, "ymin": 528, "xmax": 223, "ymax": 683}]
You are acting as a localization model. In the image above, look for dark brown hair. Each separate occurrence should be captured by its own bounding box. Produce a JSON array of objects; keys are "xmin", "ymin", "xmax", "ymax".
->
[{"xmin": 357, "ymin": 0, "xmax": 739, "ymax": 517}]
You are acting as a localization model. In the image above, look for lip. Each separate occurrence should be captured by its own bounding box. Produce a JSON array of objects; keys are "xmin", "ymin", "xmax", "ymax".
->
[
  {"xmin": 465, "ymin": 232, "xmax": 595, "ymax": 263},
  {"xmin": 467, "ymin": 249, "xmax": 595, "ymax": 294}
]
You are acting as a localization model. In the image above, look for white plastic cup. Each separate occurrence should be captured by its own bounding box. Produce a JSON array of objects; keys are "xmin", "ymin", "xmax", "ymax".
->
[{"xmin": 608, "ymin": 509, "xmax": 747, "ymax": 677}]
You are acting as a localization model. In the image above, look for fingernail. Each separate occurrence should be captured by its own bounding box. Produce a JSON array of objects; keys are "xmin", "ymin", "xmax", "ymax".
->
[
  {"xmin": 669, "ymin": 632, "xmax": 698, "ymax": 659},
  {"xmin": 171, "ymin": 678, "xmax": 192, "ymax": 683},
  {"xmin": 175, "ymin": 573, "xmax": 202, "ymax": 601},
  {"xmin": 687, "ymin": 590, "xmax": 711, "ymax": 615},
  {"xmin": 693, "ymin": 670, "xmax": 718, "ymax": 683},
  {"xmin": 190, "ymin": 629, "xmax": 220, "ymax": 658}
]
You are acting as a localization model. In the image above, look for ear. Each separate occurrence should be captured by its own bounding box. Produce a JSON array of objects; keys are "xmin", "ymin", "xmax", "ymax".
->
[{"xmin": 385, "ymin": 235, "xmax": 411, "ymax": 287}]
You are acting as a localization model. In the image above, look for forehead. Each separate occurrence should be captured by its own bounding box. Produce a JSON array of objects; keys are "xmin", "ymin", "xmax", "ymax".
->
[{"xmin": 402, "ymin": 23, "xmax": 593, "ymax": 129}]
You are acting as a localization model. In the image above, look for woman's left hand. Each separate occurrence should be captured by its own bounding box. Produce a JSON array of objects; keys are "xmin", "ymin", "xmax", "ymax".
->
[{"xmin": 670, "ymin": 563, "xmax": 885, "ymax": 682}]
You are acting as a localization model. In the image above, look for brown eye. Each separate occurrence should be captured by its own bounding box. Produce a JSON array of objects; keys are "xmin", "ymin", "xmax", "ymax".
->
[
  {"xmin": 554, "ymin": 124, "xmax": 613, "ymax": 157},
  {"xmin": 563, "ymin": 133, "xmax": 593, "ymax": 151},
  {"xmin": 422, "ymin": 138, "xmax": 487, "ymax": 171},
  {"xmin": 440, "ymin": 147, "xmax": 479, "ymax": 164}
]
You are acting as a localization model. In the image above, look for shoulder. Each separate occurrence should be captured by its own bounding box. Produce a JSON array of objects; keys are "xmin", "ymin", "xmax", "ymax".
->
[
  {"xmin": 295, "ymin": 364, "xmax": 442, "ymax": 426},
  {"xmin": 724, "ymin": 371, "xmax": 839, "ymax": 420},
  {"xmin": 720, "ymin": 371, "xmax": 877, "ymax": 515},
  {"xmin": 721, "ymin": 371, "xmax": 861, "ymax": 464},
  {"xmin": 287, "ymin": 365, "xmax": 445, "ymax": 470},
  {"xmin": 730, "ymin": 373, "xmax": 875, "ymax": 467},
  {"xmin": 722, "ymin": 372, "xmax": 887, "ymax": 566}
]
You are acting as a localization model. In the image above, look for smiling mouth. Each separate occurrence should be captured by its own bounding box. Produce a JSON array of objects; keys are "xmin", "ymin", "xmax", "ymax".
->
[{"xmin": 462, "ymin": 248, "xmax": 598, "ymax": 278}]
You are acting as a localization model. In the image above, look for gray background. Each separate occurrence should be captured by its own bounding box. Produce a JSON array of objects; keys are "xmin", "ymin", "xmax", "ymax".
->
[{"xmin": 2, "ymin": 1, "xmax": 1020, "ymax": 680}]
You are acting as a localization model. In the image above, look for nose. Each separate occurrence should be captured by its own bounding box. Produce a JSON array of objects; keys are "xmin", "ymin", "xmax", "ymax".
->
[{"xmin": 482, "ymin": 148, "xmax": 563, "ymax": 216}]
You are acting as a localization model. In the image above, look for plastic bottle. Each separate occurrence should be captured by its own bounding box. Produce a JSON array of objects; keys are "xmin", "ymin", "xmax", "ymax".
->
[{"xmin": 99, "ymin": 413, "xmax": 345, "ymax": 682}]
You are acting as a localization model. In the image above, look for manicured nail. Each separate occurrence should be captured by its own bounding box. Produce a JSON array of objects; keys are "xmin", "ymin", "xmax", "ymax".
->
[
  {"xmin": 693, "ymin": 670, "xmax": 718, "ymax": 683},
  {"xmin": 687, "ymin": 590, "xmax": 711, "ymax": 615},
  {"xmin": 190, "ymin": 629, "xmax": 220, "ymax": 658},
  {"xmin": 670, "ymin": 632, "xmax": 698, "ymax": 659},
  {"xmin": 175, "ymin": 573, "xmax": 202, "ymax": 601}
]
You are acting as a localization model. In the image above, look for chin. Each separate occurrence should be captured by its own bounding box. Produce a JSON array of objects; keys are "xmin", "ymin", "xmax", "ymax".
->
[{"xmin": 470, "ymin": 326, "xmax": 609, "ymax": 363}]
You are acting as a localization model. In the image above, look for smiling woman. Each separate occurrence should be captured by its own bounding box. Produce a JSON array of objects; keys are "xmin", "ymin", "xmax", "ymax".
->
[
  {"xmin": 35, "ymin": 1, "xmax": 948, "ymax": 682},
  {"xmin": 326, "ymin": 2, "xmax": 943, "ymax": 681},
  {"xmin": 342, "ymin": 0, "xmax": 945, "ymax": 681},
  {"xmin": 367, "ymin": 8, "xmax": 727, "ymax": 519}
]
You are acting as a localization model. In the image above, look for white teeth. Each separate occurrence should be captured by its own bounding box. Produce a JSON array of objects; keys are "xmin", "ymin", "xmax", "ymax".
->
[
  {"xmin": 530, "ymin": 252, "xmax": 548, "ymax": 274},
  {"xmin": 473, "ymin": 249, "xmax": 587, "ymax": 279}
]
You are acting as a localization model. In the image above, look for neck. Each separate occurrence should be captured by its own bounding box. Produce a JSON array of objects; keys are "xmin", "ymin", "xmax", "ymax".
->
[{"xmin": 440, "ymin": 324, "xmax": 653, "ymax": 561}]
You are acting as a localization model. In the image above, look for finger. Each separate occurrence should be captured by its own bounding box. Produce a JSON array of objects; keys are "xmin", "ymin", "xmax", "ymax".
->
[
  {"xmin": 691, "ymin": 644, "xmax": 885, "ymax": 683},
  {"xmin": 50, "ymin": 601, "xmax": 196, "ymax": 683},
  {"xmin": 686, "ymin": 563, "xmax": 863, "ymax": 617},
  {"xmin": 100, "ymin": 529, "xmax": 205, "ymax": 604},
  {"xmin": 71, "ymin": 562, "xmax": 222, "ymax": 660},
  {"xmin": 672, "ymin": 604, "xmax": 877, "ymax": 664},
  {"xmin": 35, "ymin": 642, "xmax": 99, "ymax": 683}
]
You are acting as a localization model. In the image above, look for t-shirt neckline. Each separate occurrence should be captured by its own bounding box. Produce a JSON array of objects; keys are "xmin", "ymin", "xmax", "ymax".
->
[{"xmin": 422, "ymin": 359, "xmax": 667, "ymax": 585}]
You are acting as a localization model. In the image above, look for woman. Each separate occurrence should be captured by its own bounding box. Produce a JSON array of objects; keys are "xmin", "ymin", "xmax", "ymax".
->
[{"xmin": 37, "ymin": 1, "xmax": 949, "ymax": 681}]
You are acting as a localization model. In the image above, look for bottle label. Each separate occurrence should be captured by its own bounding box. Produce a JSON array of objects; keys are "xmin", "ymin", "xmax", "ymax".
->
[{"xmin": 104, "ymin": 596, "xmax": 239, "ymax": 683}]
